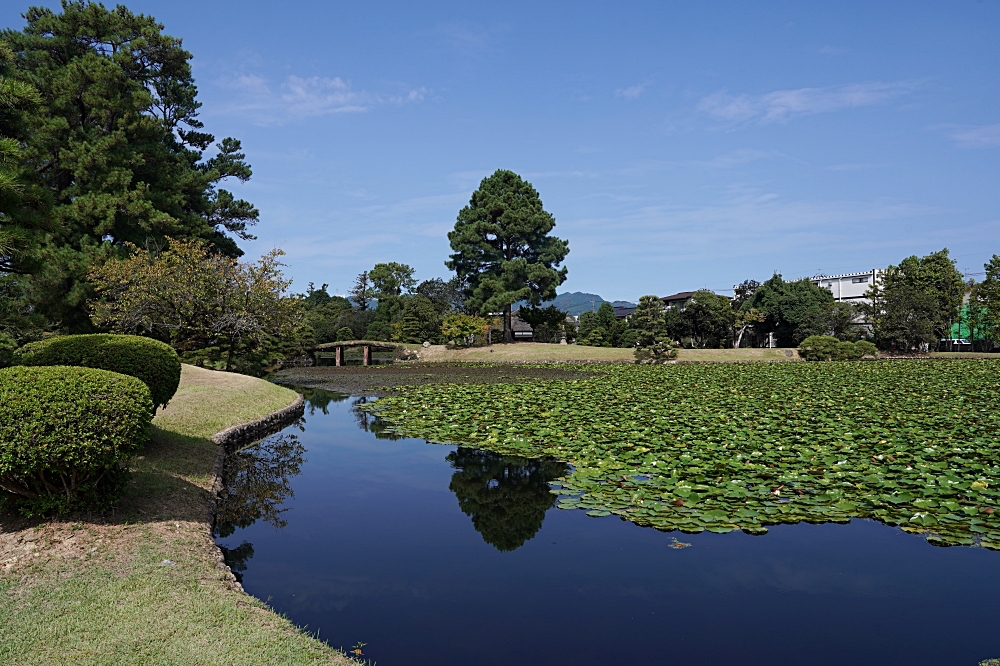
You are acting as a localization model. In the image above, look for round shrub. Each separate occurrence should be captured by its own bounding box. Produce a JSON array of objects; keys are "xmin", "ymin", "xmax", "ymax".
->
[
  {"xmin": 855, "ymin": 340, "xmax": 879, "ymax": 359},
  {"xmin": 14, "ymin": 334, "xmax": 180, "ymax": 408},
  {"xmin": 798, "ymin": 335, "xmax": 840, "ymax": 361},
  {"xmin": 0, "ymin": 366, "xmax": 153, "ymax": 511},
  {"xmin": 836, "ymin": 340, "xmax": 862, "ymax": 361}
]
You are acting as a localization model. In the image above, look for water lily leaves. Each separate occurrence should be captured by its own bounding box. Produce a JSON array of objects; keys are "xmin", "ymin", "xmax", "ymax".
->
[{"xmin": 366, "ymin": 360, "xmax": 1000, "ymax": 548}]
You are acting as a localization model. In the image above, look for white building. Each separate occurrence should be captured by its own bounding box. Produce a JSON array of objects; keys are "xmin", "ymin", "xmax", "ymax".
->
[{"xmin": 809, "ymin": 269, "xmax": 882, "ymax": 304}]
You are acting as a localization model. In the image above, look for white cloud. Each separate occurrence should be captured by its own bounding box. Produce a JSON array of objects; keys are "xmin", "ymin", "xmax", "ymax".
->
[
  {"xmin": 698, "ymin": 81, "xmax": 918, "ymax": 124},
  {"xmin": 946, "ymin": 123, "xmax": 1000, "ymax": 149},
  {"xmin": 616, "ymin": 83, "xmax": 647, "ymax": 99},
  {"xmin": 221, "ymin": 73, "xmax": 428, "ymax": 123}
]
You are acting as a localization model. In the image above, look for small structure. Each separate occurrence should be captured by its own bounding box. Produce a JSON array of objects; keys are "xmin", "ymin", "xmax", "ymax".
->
[
  {"xmin": 313, "ymin": 340, "xmax": 407, "ymax": 366},
  {"xmin": 808, "ymin": 270, "xmax": 882, "ymax": 304},
  {"xmin": 510, "ymin": 314, "xmax": 534, "ymax": 341},
  {"xmin": 613, "ymin": 306, "xmax": 635, "ymax": 320},
  {"xmin": 660, "ymin": 291, "xmax": 697, "ymax": 309}
]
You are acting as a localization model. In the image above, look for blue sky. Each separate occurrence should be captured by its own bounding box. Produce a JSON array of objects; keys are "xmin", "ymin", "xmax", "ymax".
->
[{"xmin": 4, "ymin": 1, "xmax": 999, "ymax": 301}]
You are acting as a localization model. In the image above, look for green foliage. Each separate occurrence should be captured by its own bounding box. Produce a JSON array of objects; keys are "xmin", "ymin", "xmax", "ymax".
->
[
  {"xmin": 368, "ymin": 361, "xmax": 1000, "ymax": 547},
  {"xmin": 854, "ymin": 340, "xmax": 878, "ymax": 358},
  {"xmin": 0, "ymin": 331, "xmax": 14, "ymax": 367},
  {"xmin": 631, "ymin": 295, "xmax": 676, "ymax": 361},
  {"xmin": 595, "ymin": 302, "xmax": 616, "ymax": 332},
  {"xmin": 90, "ymin": 238, "xmax": 303, "ymax": 373},
  {"xmin": 441, "ymin": 313, "xmax": 490, "ymax": 346},
  {"xmin": 14, "ymin": 333, "xmax": 180, "ymax": 408},
  {"xmin": 518, "ymin": 305, "xmax": 566, "ymax": 344},
  {"xmin": 745, "ymin": 274, "xmax": 836, "ymax": 347},
  {"xmin": 365, "ymin": 321, "xmax": 394, "ymax": 342},
  {"xmin": 798, "ymin": 335, "xmax": 841, "ymax": 361},
  {"xmin": 446, "ymin": 170, "xmax": 569, "ymax": 341},
  {"xmin": 396, "ymin": 295, "xmax": 441, "ymax": 344},
  {"xmin": 3, "ymin": 3, "xmax": 259, "ymax": 330},
  {"xmin": 0, "ymin": 365, "xmax": 152, "ymax": 513},
  {"xmin": 369, "ymin": 262, "xmax": 416, "ymax": 298},
  {"xmin": 674, "ymin": 290, "xmax": 734, "ymax": 348},
  {"xmin": 861, "ymin": 249, "xmax": 965, "ymax": 350},
  {"xmin": 336, "ymin": 326, "xmax": 355, "ymax": 342},
  {"xmin": 798, "ymin": 336, "xmax": 876, "ymax": 361},
  {"xmin": 301, "ymin": 283, "xmax": 351, "ymax": 344},
  {"xmin": 977, "ymin": 255, "xmax": 1000, "ymax": 344}
]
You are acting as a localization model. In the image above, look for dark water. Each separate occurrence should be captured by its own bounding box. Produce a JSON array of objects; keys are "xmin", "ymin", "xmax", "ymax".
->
[{"xmin": 215, "ymin": 388, "xmax": 1000, "ymax": 666}]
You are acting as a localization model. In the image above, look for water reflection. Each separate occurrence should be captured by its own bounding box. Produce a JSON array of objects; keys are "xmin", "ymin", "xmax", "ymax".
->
[
  {"xmin": 298, "ymin": 386, "xmax": 351, "ymax": 415},
  {"xmin": 351, "ymin": 396, "xmax": 404, "ymax": 440},
  {"xmin": 214, "ymin": 432, "xmax": 306, "ymax": 579},
  {"xmin": 447, "ymin": 448, "xmax": 569, "ymax": 552}
]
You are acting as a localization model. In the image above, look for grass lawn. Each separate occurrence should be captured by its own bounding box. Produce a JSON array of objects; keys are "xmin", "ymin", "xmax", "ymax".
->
[
  {"xmin": 0, "ymin": 365, "xmax": 353, "ymax": 666},
  {"xmin": 409, "ymin": 342, "xmax": 800, "ymax": 363}
]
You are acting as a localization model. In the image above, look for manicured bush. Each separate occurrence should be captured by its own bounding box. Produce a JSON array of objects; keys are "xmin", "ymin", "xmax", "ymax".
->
[
  {"xmin": 855, "ymin": 340, "xmax": 879, "ymax": 358},
  {"xmin": 836, "ymin": 340, "xmax": 862, "ymax": 360},
  {"xmin": 800, "ymin": 336, "xmax": 879, "ymax": 361},
  {"xmin": 336, "ymin": 326, "xmax": 355, "ymax": 342},
  {"xmin": 798, "ymin": 335, "xmax": 841, "ymax": 361},
  {"xmin": 0, "ymin": 366, "xmax": 153, "ymax": 513},
  {"xmin": 14, "ymin": 334, "xmax": 180, "ymax": 408}
]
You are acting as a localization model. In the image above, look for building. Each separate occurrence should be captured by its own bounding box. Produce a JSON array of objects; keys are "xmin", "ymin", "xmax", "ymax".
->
[
  {"xmin": 510, "ymin": 314, "xmax": 534, "ymax": 341},
  {"xmin": 613, "ymin": 306, "xmax": 635, "ymax": 319},
  {"xmin": 808, "ymin": 270, "xmax": 882, "ymax": 304},
  {"xmin": 660, "ymin": 291, "xmax": 696, "ymax": 309}
]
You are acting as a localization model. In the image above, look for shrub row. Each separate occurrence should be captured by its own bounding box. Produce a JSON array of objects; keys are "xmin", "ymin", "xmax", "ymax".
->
[
  {"xmin": 15, "ymin": 334, "xmax": 181, "ymax": 408},
  {"xmin": 799, "ymin": 335, "xmax": 879, "ymax": 361},
  {"xmin": 0, "ymin": 366, "xmax": 153, "ymax": 513}
]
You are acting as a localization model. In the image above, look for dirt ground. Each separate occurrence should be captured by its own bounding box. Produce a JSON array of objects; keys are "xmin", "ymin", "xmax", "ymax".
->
[{"xmin": 273, "ymin": 363, "xmax": 600, "ymax": 396}]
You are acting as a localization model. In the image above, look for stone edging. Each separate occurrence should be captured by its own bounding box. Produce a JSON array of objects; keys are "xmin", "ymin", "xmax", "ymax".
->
[{"xmin": 206, "ymin": 393, "xmax": 305, "ymax": 591}]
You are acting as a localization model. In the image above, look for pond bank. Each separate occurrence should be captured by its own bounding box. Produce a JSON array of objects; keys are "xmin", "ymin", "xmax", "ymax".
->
[{"xmin": 0, "ymin": 364, "xmax": 353, "ymax": 665}]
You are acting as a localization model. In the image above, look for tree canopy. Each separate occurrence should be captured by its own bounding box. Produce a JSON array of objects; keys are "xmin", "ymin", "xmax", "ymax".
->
[
  {"xmin": 744, "ymin": 274, "xmax": 836, "ymax": 347},
  {"xmin": 1, "ymin": 1, "xmax": 258, "ymax": 331},
  {"xmin": 446, "ymin": 170, "xmax": 569, "ymax": 342}
]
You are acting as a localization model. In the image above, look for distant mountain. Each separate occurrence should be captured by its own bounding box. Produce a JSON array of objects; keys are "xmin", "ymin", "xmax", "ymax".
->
[{"xmin": 548, "ymin": 292, "xmax": 635, "ymax": 316}]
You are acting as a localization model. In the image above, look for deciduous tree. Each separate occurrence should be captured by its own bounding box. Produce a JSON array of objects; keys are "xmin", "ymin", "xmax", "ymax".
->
[{"xmin": 89, "ymin": 238, "xmax": 302, "ymax": 372}]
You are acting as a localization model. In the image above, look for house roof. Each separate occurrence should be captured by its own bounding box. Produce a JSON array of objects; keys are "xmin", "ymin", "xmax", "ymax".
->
[
  {"xmin": 510, "ymin": 314, "xmax": 533, "ymax": 332},
  {"xmin": 613, "ymin": 306, "xmax": 635, "ymax": 318},
  {"xmin": 660, "ymin": 291, "xmax": 696, "ymax": 303}
]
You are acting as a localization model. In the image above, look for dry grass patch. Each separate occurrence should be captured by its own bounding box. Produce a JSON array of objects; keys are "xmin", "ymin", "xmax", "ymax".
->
[
  {"xmin": 0, "ymin": 365, "xmax": 353, "ymax": 665},
  {"xmin": 408, "ymin": 342, "xmax": 799, "ymax": 364}
]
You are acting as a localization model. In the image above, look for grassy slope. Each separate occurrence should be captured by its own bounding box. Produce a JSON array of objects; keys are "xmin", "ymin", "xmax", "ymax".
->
[
  {"xmin": 411, "ymin": 342, "xmax": 799, "ymax": 363},
  {"xmin": 0, "ymin": 365, "xmax": 351, "ymax": 666}
]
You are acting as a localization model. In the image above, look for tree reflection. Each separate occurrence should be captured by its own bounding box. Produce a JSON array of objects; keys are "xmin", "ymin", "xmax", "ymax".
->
[
  {"xmin": 351, "ymin": 396, "xmax": 404, "ymax": 440},
  {"xmin": 447, "ymin": 448, "xmax": 568, "ymax": 552},
  {"xmin": 214, "ymin": 432, "xmax": 306, "ymax": 575},
  {"xmin": 300, "ymin": 386, "xmax": 350, "ymax": 415}
]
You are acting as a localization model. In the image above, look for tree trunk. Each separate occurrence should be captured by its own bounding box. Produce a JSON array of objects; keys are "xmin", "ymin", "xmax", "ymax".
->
[
  {"xmin": 226, "ymin": 335, "xmax": 236, "ymax": 371},
  {"xmin": 503, "ymin": 304, "xmax": 513, "ymax": 342}
]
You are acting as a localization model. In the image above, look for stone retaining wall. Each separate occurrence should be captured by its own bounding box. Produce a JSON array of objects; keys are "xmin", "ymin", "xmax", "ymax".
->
[{"xmin": 207, "ymin": 393, "xmax": 304, "ymax": 591}]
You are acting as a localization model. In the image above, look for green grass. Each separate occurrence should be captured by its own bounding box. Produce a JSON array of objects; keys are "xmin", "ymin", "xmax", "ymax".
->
[
  {"xmin": 411, "ymin": 342, "xmax": 800, "ymax": 363},
  {"xmin": 368, "ymin": 360, "xmax": 1000, "ymax": 546},
  {"xmin": 0, "ymin": 365, "xmax": 354, "ymax": 666}
]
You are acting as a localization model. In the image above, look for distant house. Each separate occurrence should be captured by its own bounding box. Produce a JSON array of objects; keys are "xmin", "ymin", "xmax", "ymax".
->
[
  {"xmin": 510, "ymin": 314, "xmax": 534, "ymax": 341},
  {"xmin": 808, "ymin": 270, "xmax": 882, "ymax": 304},
  {"xmin": 660, "ymin": 291, "xmax": 696, "ymax": 309},
  {"xmin": 613, "ymin": 306, "xmax": 635, "ymax": 320}
]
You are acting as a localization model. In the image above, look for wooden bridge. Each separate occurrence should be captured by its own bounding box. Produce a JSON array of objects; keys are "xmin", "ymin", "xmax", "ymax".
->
[{"xmin": 312, "ymin": 340, "xmax": 405, "ymax": 366}]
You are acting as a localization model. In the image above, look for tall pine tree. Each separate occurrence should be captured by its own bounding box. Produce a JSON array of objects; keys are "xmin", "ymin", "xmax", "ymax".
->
[{"xmin": 446, "ymin": 170, "xmax": 569, "ymax": 342}]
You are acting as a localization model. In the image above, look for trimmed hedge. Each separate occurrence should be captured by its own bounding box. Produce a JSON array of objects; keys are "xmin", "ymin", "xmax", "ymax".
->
[
  {"xmin": 799, "ymin": 335, "xmax": 879, "ymax": 361},
  {"xmin": 15, "ymin": 334, "xmax": 181, "ymax": 408},
  {"xmin": 0, "ymin": 366, "xmax": 153, "ymax": 508}
]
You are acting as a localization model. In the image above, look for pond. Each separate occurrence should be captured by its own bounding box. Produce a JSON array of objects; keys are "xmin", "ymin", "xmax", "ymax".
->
[{"xmin": 214, "ymin": 388, "xmax": 1000, "ymax": 665}]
